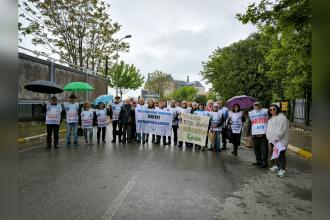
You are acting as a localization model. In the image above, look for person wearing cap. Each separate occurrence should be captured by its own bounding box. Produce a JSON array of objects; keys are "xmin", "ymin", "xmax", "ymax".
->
[
  {"xmin": 248, "ymin": 102, "xmax": 269, "ymax": 168},
  {"xmin": 110, "ymin": 96, "xmax": 122, "ymax": 143},
  {"xmin": 94, "ymin": 102, "xmax": 111, "ymax": 144},
  {"xmin": 44, "ymin": 96, "xmax": 62, "ymax": 149},
  {"xmin": 64, "ymin": 94, "xmax": 80, "ymax": 147},
  {"xmin": 218, "ymin": 100, "xmax": 229, "ymax": 150},
  {"xmin": 208, "ymin": 103, "xmax": 225, "ymax": 151}
]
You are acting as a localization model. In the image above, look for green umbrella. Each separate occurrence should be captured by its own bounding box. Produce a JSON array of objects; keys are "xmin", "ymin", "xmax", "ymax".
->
[{"xmin": 63, "ymin": 82, "xmax": 94, "ymax": 92}]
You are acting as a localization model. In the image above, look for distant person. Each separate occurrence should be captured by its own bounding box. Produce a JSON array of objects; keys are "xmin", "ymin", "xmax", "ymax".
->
[
  {"xmin": 80, "ymin": 101, "xmax": 94, "ymax": 144},
  {"xmin": 145, "ymin": 100, "xmax": 156, "ymax": 143},
  {"xmin": 110, "ymin": 96, "xmax": 122, "ymax": 143},
  {"xmin": 249, "ymin": 102, "xmax": 269, "ymax": 168},
  {"xmin": 208, "ymin": 103, "xmax": 224, "ymax": 151},
  {"xmin": 205, "ymin": 100, "xmax": 213, "ymax": 112},
  {"xmin": 94, "ymin": 102, "xmax": 110, "ymax": 144},
  {"xmin": 266, "ymin": 104, "xmax": 289, "ymax": 177},
  {"xmin": 64, "ymin": 94, "xmax": 80, "ymax": 147},
  {"xmin": 218, "ymin": 100, "xmax": 229, "ymax": 150},
  {"xmin": 44, "ymin": 96, "xmax": 62, "ymax": 149},
  {"xmin": 136, "ymin": 98, "xmax": 147, "ymax": 144},
  {"xmin": 228, "ymin": 104, "xmax": 245, "ymax": 155},
  {"xmin": 118, "ymin": 98, "xmax": 132, "ymax": 143}
]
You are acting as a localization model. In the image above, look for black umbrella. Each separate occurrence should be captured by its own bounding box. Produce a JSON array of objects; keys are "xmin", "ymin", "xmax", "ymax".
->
[{"xmin": 24, "ymin": 80, "xmax": 63, "ymax": 94}]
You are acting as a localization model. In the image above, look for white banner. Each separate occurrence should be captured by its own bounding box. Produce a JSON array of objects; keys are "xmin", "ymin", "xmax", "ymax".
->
[
  {"xmin": 178, "ymin": 113, "xmax": 210, "ymax": 145},
  {"xmin": 136, "ymin": 109, "xmax": 173, "ymax": 136}
]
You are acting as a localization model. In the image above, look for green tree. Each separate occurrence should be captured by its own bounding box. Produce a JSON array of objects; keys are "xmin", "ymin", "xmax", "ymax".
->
[
  {"xmin": 107, "ymin": 61, "xmax": 144, "ymax": 99},
  {"xmin": 201, "ymin": 34, "xmax": 273, "ymax": 105},
  {"xmin": 194, "ymin": 94, "xmax": 207, "ymax": 104},
  {"xmin": 144, "ymin": 70, "xmax": 173, "ymax": 99},
  {"xmin": 19, "ymin": 0, "xmax": 129, "ymax": 71},
  {"xmin": 236, "ymin": 0, "xmax": 312, "ymax": 103},
  {"xmin": 168, "ymin": 86, "xmax": 198, "ymax": 102}
]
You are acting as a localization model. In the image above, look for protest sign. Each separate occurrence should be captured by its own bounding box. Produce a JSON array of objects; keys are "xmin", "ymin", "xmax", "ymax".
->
[
  {"xmin": 178, "ymin": 113, "xmax": 210, "ymax": 145},
  {"xmin": 136, "ymin": 109, "xmax": 173, "ymax": 136}
]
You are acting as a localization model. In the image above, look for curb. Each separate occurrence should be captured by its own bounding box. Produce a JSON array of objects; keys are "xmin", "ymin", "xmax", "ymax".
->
[
  {"xmin": 17, "ymin": 129, "xmax": 66, "ymax": 144},
  {"xmin": 241, "ymin": 138, "xmax": 312, "ymax": 160}
]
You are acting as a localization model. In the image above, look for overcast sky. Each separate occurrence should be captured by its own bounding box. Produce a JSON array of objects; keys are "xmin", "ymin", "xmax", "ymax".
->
[
  {"xmin": 108, "ymin": 0, "xmax": 256, "ymax": 97},
  {"xmin": 20, "ymin": 0, "xmax": 257, "ymax": 99}
]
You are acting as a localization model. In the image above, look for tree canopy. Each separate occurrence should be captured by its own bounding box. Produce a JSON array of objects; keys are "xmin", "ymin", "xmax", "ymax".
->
[
  {"xmin": 107, "ymin": 61, "xmax": 144, "ymax": 99},
  {"xmin": 19, "ymin": 0, "xmax": 129, "ymax": 71},
  {"xmin": 144, "ymin": 70, "xmax": 173, "ymax": 99},
  {"xmin": 166, "ymin": 86, "xmax": 198, "ymax": 102}
]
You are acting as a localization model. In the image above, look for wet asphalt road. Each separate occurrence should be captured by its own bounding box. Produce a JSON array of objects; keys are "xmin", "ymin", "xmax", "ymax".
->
[{"xmin": 19, "ymin": 130, "xmax": 311, "ymax": 220}]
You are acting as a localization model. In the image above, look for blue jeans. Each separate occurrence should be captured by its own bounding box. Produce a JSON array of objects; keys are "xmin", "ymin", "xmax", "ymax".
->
[
  {"xmin": 208, "ymin": 131, "xmax": 221, "ymax": 150},
  {"xmin": 66, "ymin": 123, "xmax": 78, "ymax": 144}
]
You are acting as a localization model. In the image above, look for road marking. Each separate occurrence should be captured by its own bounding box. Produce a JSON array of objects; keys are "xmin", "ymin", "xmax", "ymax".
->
[
  {"xmin": 18, "ymin": 139, "xmax": 65, "ymax": 153},
  {"xmin": 101, "ymin": 152, "xmax": 154, "ymax": 220}
]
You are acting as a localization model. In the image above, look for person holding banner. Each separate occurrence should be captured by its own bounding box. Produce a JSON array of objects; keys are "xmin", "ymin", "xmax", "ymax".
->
[
  {"xmin": 145, "ymin": 100, "xmax": 156, "ymax": 143},
  {"xmin": 266, "ymin": 104, "xmax": 289, "ymax": 177},
  {"xmin": 81, "ymin": 101, "xmax": 94, "ymax": 144},
  {"xmin": 208, "ymin": 103, "xmax": 224, "ymax": 151},
  {"xmin": 168, "ymin": 100, "xmax": 179, "ymax": 146},
  {"xmin": 119, "ymin": 98, "xmax": 132, "ymax": 143},
  {"xmin": 155, "ymin": 100, "xmax": 170, "ymax": 145},
  {"xmin": 136, "ymin": 98, "xmax": 147, "ymax": 144},
  {"xmin": 194, "ymin": 103, "xmax": 211, "ymax": 150},
  {"xmin": 177, "ymin": 100, "xmax": 192, "ymax": 148},
  {"xmin": 110, "ymin": 96, "xmax": 122, "ymax": 143},
  {"xmin": 249, "ymin": 102, "xmax": 269, "ymax": 168},
  {"xmin": 95, "ymin": 102, "xmax": 110, "ymax": 144},
  {"xmin": 44, "ymin": 96, "xmax": 62, "ymax": 149},
  {"xmin": 64, "ymin": 94, "xmax": 80, "ymax": 147},
  {"xmin": 228, "ymin": 104, "xmax": 245, "ymax": 155}
]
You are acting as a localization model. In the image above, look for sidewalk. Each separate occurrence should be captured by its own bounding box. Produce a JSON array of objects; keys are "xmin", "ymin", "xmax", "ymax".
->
[{"xmin": 242, "ymin": 122, "xmax": 312, "ymax": 160}]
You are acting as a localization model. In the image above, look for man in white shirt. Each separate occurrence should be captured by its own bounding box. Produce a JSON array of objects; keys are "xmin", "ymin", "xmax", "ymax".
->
[{"xmin": 248, "ymin": 102, "xmax": 269, "ymax": 168}]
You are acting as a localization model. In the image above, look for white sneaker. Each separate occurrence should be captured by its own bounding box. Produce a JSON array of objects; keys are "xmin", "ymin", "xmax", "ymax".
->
[
  {"xmin": 269, "ymin": 165, "xmax": 279, "ymax": 172},
  {"xmin": 277, "ymin": 169, "xmax": 286, "ymax": 178}
]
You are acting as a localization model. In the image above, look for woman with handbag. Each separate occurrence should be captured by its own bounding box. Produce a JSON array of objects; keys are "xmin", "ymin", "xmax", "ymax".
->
[{"xmin": 228, "ymin": 104, "xmax": 245, "ymax": 155}]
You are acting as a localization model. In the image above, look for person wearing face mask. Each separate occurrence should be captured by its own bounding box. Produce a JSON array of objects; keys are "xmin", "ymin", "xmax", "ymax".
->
[
  {"xmin": 110, "ymin": 96, "xmax": 122, "ymax": 143},
  {"xmin": 249, "ymin": 102, "xmax": 269, "ymax": 168},
  {"xmin": 44, "ymin": 96, "xmax": 62, "ymax": 149},
  {"xmin": 64, "ymin": 94, "xmax": 80, "ymax": 147},
  {"xmin": 266, "ymin": 104, "xmax": 289, "ymax": 177},
  {"xmin": 118, "ymin": 98, "xmax": 132, "ymax": 143}
]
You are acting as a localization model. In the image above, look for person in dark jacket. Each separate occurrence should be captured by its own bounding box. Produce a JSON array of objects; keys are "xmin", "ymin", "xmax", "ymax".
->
[
  {"xmin": 127, "ymin": 100, "xmax": 137, "ymax": 143},
  {"xmin": 118, "ymin": 98, "xmax": 132, "ymax": 143}
]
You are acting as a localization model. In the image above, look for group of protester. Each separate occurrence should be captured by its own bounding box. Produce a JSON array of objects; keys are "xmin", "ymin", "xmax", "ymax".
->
[{"xmin": 44, "ymin": 94, "xmax": 290, "ymax": 177}]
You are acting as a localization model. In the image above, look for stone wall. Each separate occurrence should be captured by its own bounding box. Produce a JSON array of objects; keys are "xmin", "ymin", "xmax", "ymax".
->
[{"xmin": 18, "ymin": 53, "xmax": 108, "ymax": 103}]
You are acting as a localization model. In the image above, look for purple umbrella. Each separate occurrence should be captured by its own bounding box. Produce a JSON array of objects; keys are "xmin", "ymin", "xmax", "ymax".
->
[{"xmin": 226, "ymin": 95, "xmax": 257, "ymax": 110}]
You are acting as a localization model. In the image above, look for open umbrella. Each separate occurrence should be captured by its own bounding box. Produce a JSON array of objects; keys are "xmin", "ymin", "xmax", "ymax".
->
[
  {"xmin": 63, "ymin": 82, "xmax": 94, "ymax": 92},
  {"xmin": 94, "ymin": 94, "xmax": 113, "ymax": 106},
  {"xmin": 24, "ymin": 80, "xmax": 63, "ymax": 94},
  {"xmin": 226, "ymin": 95, "xmax": 257, "ymax": 110}
]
